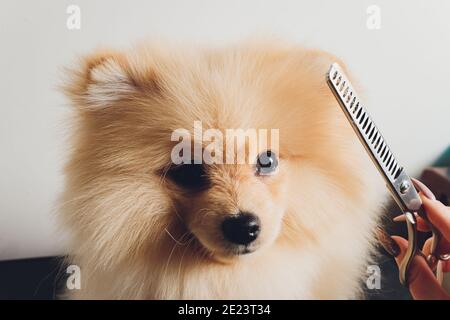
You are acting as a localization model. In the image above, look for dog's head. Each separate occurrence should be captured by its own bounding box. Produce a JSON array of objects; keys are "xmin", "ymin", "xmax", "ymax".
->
[{"xmin": 62, "ymin": 42, "xmax": 372, "ymax": 266}]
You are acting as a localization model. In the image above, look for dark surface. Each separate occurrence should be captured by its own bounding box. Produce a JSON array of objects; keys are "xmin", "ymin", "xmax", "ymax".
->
[
  {"xmin": 0, "ymin": 251, "xmax": 410, "ymax": 300},
  {"xmin": 364, "ymin": 248, "xmax": 411, "ymax": 300},
  {"xmin": 365, "ymin": 199, "xmax": 415, "ymax": 300},
  {"xmin": 0, "ymin": 256, "xmax": 66, "ymax": 300}
]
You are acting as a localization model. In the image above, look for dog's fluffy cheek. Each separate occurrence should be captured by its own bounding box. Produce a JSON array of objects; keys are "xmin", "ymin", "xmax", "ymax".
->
[{"xmin": 61, "ymin": 179, "xmax": 174, "ymax": 272}]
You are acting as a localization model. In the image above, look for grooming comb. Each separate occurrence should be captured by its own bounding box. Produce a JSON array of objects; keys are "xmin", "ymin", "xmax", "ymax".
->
[{"xmin": 326, "ymin": 63, "xmax": 445, "ymax": 287}]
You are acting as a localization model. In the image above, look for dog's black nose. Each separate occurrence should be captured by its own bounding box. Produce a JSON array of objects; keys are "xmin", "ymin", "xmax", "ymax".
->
[{"xmin": 221, "ymin": 212, "xmax": 260, "ymax": 245}]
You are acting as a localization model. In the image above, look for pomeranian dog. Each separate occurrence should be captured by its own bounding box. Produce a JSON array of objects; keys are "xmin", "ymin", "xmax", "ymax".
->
[{"xmin": 60, "ymin": 40, "xmax": 386, "ymax": 299}]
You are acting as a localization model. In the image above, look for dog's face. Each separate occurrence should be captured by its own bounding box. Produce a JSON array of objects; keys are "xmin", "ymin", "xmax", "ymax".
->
[
  {"xmin": 170, "ymin": 148, "xmax": 287, "ymax": 260},
  {"xmin": 63, "ymin": 42, "xmax": 367, "ymax": 266}
]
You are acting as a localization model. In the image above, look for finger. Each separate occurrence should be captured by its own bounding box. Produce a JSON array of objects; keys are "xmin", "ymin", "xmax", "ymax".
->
[
  {"xmin": 376, "ymin": 227, "xmax": 401, "ymax": 256},
  {"xmin": 420, "ymin": 236, "xmax": 450, "ymax": 268},
  {"xmin": 439, "ymin": 241, "xmax": 450, "ymax": 256},
  {"xmin": 423, "ymin": 235, "xmax": 450, "ymax": 258},
  {"xmin": 422, "ymin": 237, "xmax": 433, "ymax": 257},
  {"xmin": 411, "ymin": 178, "xmax": 436, "ymax": 201},
  {"xmin": 420, "ymin": 194, "xmax": 450, "ymax": 242},
  {"xmin": 393, "ymin": 213, "xmax": 431, "ymax": 232},
  {"xmin": 442, "ymin": 259, "xmax": 450, "ymax": 273},
  {"xmin": 392, "ymin": 236, "xmax": 450, "ymax": 300},
  {"xmin": 422, "ymin": 237, "xmax": 450, "ymax": 264}
]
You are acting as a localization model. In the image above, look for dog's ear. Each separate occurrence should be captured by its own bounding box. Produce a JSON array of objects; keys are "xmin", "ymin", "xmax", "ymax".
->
[{"xmin": 63, "ymin": 49, "xmax": 159, "ymax": 109}]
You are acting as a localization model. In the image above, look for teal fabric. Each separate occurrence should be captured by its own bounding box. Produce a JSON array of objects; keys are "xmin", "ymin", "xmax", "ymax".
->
[{"xmin": 434, "ymin": 145, "xmax": 450, "ymax": 167}]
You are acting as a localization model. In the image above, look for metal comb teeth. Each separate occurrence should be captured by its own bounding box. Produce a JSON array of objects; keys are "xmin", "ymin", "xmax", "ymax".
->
[{"xmin": 327, "ymin": 63, "xmax": 403, "ymax": 183}]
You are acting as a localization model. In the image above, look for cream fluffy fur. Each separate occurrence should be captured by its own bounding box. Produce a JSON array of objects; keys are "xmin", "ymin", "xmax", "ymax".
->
[{"xmin": 60, "ymin": 40, "xmax": 387, "ymax": 299}]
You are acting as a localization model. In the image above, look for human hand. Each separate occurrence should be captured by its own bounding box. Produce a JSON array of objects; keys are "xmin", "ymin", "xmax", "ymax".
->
[{"xmin": 378, "ymin": 181, "xmax": 450, "ymax": 300}]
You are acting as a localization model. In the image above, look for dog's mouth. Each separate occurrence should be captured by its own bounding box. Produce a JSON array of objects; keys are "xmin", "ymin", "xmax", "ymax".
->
[
  {"xmin": 227, "ymin": 244, "xmax": 256, "ymax": 255},
  {"xmin": 207, "ymin": 245, "xmax": 259, "ymax": 264},
  {"xmin": 190, "ymin": 233, "xmax": 260, "ymax": 263},
  {"xmin": 183, "ymin": 212, "xmax": 264, "ymax": 262},
  {"xmin": 180, "ymin": 227, "xmax": 259, "ymax": 263}
]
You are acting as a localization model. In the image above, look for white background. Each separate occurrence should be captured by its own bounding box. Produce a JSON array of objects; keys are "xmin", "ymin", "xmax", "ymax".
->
[{"xmin": 1, "ymin": 0, "xmax": 449, "ymax": 260}]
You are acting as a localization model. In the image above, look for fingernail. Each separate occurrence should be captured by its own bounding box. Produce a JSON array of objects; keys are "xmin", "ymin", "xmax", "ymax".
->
[
  {"xmin": 411, "ymin": 178, "xmax": 436, "ymax": 200},
  {"xmin": 376, "ymin": 227, "xmax": 400, "ymax": 257},
  {"xmin": 393, "ymin": 212, "xmax": 419, "ymax": 222},
  {"xmin": 393, "ymin": 214, "xmax": 405, "ymax": 222}
]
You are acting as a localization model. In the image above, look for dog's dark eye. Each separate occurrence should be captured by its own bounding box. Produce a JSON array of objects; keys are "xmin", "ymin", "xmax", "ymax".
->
[
  {"xmin": 256, "ymin": 150, "xmax": 278, "ymax": 176},
  {"xmin": 167, "ymin": 164, "xmax": 209, "ymax": 190}
]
